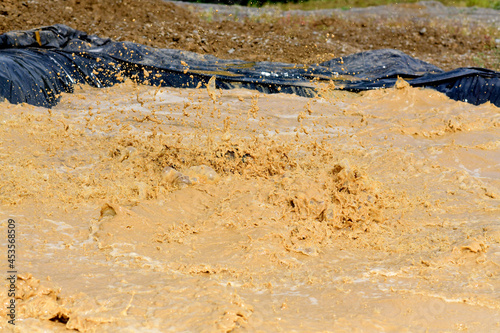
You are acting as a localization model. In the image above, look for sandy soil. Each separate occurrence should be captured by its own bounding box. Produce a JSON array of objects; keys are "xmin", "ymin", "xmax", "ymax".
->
[
  {"xmin": 0, "ymin": 1, "xmax": 499, "ymax": 332},
  {"xmin": 0, "ymin": 0, "xmax": 498, "ymax": 70}
]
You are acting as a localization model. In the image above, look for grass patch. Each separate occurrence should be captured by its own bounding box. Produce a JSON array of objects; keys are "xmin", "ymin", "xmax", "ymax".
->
[
  {"xmin": 473, "ymin": 48, "xmax": 500, "ymax": 71},
  {"xmin": 269, "ymin": 0, "xmax": 500, "ymax": 10}
]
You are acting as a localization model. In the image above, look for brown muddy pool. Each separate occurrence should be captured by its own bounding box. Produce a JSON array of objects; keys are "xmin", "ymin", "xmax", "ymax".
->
[{"xmin": 0, "ymin": 80, "xmax": 499, "ymax": 332}]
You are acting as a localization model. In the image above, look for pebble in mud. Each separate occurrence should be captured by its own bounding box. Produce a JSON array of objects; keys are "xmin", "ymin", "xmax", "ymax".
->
[{"xmin": 161, "ymin": 165, "xmax": 219, "ymax": 188}]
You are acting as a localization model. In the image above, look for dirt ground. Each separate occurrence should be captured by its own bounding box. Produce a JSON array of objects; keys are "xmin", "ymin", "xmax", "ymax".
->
[{"xmin": 0, "ymin": 0, "xmax": 498, "ymax": 70}]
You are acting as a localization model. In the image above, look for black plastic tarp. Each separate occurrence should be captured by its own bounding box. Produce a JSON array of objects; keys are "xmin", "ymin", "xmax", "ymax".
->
[{"xmin": 0, "ymin": 24, "xmax": 498, "ymax": 108}]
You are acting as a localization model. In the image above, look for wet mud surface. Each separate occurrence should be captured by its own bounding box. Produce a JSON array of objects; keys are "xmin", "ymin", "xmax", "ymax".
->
[{"xmin": 0, "ymin": 80, "xmax": 499, "ymax": 331}]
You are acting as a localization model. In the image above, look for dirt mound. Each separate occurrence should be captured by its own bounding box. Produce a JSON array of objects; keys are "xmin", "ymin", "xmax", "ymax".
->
[
  {"xmin": 0, "ymin": 0, "xmax": 498, "ymax": 70},
  {"xmin": 0, "ymin": 0, "xmax": 196, "ymax": 46}
]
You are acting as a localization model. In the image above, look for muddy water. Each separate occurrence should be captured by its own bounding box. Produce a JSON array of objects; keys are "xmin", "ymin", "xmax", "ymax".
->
[{"xmin": 0, "ymin": 80, "xmax": 499, "ymax": 332}]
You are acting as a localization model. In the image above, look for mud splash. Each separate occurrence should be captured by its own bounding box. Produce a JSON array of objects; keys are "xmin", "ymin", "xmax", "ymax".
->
[{"xmin": 1, "ymin": 80, "xmax": 499, "ymax": 331}]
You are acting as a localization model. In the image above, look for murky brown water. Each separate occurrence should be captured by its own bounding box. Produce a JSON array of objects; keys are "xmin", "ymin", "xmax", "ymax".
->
[{"xmin": 1, "ymin": 80, "xmax": 499, "ymax": 332}]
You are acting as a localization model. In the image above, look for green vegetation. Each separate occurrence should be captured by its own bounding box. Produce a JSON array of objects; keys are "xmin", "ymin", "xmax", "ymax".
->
[
  {"xmin": 181, "ymin": 0, "xmax": 500, "ymax": 8},
  {"xmin": 465, "ymin": 0, "xmax": 500, "ymax": 10},
  {"xmin": 473, "ymin": 48, "xmax": 500, "ymax": 71},
  {"xmin": 268, "ymin": 0, "xmax": 500, "ymax": 10},
  {"xmin": 181, "ymin": 0, "xmax": 300, "ymax": 7}
]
